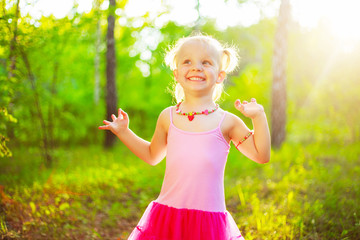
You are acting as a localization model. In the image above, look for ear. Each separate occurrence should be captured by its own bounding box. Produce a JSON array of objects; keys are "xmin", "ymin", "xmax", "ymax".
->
[
  {"xmin": 173, "ymin": 69, "xmax": 178, "ymax": 82},
  {"xmin": 216, "ymin": 71, "xmax": 226, "ymax": 84}
]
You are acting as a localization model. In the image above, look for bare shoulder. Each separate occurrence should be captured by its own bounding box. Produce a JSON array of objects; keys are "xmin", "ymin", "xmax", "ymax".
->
[
  {"xmin": 222, "ymin": 111, "xmax": 246, "ymax": 129},
  {"xmin": 221, "ymin": 110, "xmax": 249, "ymax": 142},
  {"xmin": 157, "ymin": 106, "xmax": 172, "ymax": 131},
  {"xmin": 158, "ymin": 106, "xmax": 172, "ymax": 120}
]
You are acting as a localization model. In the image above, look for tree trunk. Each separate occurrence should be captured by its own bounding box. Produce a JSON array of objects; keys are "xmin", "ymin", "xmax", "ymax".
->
[
  {"xmin": 8, "ymin": 0, "xmax": 20, "ymax": 79},
  {"xmin": 94, "ymin": 0, "xmax": 101, "ymax": 105},
  {"xmin": 20, "ymin": 48, "xmax": 52, "ymax": 166},
  {"xmin": 271, "ymin": 0, "xmax": 290, "ymax": 148},
  {"xmin": 48, "ymin": 62, "xmax": 59, "ymax": 149},
  {"xmin": 104, "ymin": 0, "xmax": 118, "ymax": 148}
]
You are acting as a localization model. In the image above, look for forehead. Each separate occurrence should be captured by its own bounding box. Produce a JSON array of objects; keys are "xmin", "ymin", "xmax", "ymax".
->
[{"xmin": 177, "ymin": 39, "xmax": 221, "ymax": 60}]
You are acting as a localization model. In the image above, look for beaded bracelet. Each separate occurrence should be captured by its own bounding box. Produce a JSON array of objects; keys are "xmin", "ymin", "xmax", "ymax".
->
[{"xmin": 235, "ymin": 131, "xmax": 254, "ymax": 149}]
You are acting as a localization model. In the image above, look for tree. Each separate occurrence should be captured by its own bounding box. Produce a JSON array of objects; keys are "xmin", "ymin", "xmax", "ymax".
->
[
  {"xmin": 94, "ymin": 0, "xmax": 102, "ymax": 105},
  {"xmin": 20, "ymin": 47, "xmax": 52, "ymax": 166},
  {"xmin": 104, "ymin": 0, "xmax": 118, "ymax": 148},
  {"xmin": 8, "ymin": 0, "xmax": 19, "ymax": 79},
  {"xmin": 271, "ymin": 0, "xmax": 290, "ymax": 148},
  {"xmin": 0, "ymin": 0, "xmax": 20, "ymax": 157}
]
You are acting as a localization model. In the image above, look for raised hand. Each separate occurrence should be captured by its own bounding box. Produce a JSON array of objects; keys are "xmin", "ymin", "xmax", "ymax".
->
[
  {"xmin": 98, "ymin": 108, "xmax": 129, "ymax": 136},
  {"xmin": 234, "ymin": 98, "xmax": 264, "ymax": 119}
]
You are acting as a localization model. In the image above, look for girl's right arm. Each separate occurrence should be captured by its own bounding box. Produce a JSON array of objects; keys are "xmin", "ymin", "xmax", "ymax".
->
[{"xmin": 98, "ymin": 108, "xmax": 169, "ymax": 166}]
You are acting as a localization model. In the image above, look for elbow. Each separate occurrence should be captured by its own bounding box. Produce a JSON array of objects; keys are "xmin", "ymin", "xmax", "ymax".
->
[
  {"xmin": 144, "ymin": 158, "xmax": 157, "ymax": 166},
  {"xmin": 146, "ymin": 157, "xmax": 163, "ymax": 166},
  {"xmin": 259, "ymin": 151, "xmax": 271, "ymax": 164},
  {"xmin": 256, "ymin": 153, "xmax": 270, "ymax": 164},
  {"xmin": 258, "ymin": 158, "xmax": 270, "ymax": 164},
  {"xmin": 147, "ymin": 149, "xmax": 165, "ymax": 166},
  {"xmin": 148, "ymin": 160, "xmax": 159, "ymax": 166},
  {"xmin": 146, "ymin": 150, "xmax": 159, "ymax": 166}
]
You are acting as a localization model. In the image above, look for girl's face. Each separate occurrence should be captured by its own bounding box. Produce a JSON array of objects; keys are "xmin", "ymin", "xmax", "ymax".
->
[{"xmin": 173, "ymin": 40, "xmax": 226, "ymax": 97}]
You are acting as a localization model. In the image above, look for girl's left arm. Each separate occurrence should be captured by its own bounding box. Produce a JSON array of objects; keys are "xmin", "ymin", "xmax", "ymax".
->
[{"xmin": 229, "ymin": 98, "xmax": 271, "ymax": 164}]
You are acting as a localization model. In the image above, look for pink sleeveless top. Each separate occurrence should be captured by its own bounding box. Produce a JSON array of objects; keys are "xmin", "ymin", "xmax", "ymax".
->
[{"xmin": 156, "ymin": 107, "xmax": 230, "ymax": 212}]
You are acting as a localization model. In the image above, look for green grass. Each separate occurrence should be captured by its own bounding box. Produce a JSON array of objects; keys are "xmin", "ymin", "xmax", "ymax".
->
[{"xmin": 1, "ymin": 141, "xmax": 359, "ymax": 239}]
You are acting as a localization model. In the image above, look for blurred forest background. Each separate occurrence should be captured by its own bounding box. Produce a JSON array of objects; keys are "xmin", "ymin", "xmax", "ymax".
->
[{"xmin": 1, "ymin": 0, "xmax": 360, "ymax": 239}]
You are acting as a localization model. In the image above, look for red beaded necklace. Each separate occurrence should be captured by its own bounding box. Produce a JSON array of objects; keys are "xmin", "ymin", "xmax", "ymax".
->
[{"xmin": 175, "ymin": 101, "xmax": 219, "ymax": 121}]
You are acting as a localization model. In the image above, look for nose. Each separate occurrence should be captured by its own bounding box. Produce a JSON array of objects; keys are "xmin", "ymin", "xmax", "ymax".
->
[{"xmin": 191, "ymin": 62, "xmax": 203, "ymax": 72}]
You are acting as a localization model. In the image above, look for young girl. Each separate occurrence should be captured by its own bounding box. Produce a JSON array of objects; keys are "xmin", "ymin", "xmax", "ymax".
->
[{"xmin": 99, "ymin": 34, "xmax": 271, "ymax": 240}]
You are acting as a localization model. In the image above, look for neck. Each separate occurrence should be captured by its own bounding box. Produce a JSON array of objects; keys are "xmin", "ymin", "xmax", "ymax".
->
[{"xmin": 181, "ymin": 95, "xmax": 216, "ymax": 111}]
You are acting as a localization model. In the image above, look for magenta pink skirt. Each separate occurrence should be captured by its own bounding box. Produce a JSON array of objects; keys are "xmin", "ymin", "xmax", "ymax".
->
[{"xmin": 128, "ymin": 201, "xmax": 244, "ymax": 240}]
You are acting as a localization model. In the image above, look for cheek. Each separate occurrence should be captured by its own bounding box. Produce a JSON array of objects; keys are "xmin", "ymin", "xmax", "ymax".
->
[
  {"xmin": 206, "ymin": 68, "xmax": 217, "ymax": 75},
  {"xmin": 179, "ymin": 67, "xmax": 189, "ymax": 75}
]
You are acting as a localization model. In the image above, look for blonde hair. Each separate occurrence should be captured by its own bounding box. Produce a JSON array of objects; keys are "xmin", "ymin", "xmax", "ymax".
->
[{"xmin": 165, "ymin": 33, "xmax": 239, "ymax": 103}]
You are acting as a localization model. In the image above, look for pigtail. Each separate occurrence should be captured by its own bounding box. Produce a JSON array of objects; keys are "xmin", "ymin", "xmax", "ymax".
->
[
  {"xmin": 222, "ymin": 47, "xmax": 240, "ymax": 74},
  {"xmin": 164, "ymin": 45, "xmax": 177, "ymax": 71},
  {"xmin": 164, "ymin": 37, "xmax": 188, "ymax": 103}
]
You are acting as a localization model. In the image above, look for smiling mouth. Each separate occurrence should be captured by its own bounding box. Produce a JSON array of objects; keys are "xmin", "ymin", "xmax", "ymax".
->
[{"xmin": 188, "ymin": 76, "xmax": 205, "ymax": 81}]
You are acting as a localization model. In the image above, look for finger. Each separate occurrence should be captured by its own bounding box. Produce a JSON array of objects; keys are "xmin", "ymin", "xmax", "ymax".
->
[
  {"xmin": 251, "ymin": 98, "xmax": 256, "ymax": 103},
  {"xmin": 111, "ymin": 114, "xmax": 117, "ymax": 121},
  {"xmin": 243, "ymin": 100, "xmax": 248, "ymax": 104},
  {"xmin": 239, "ymin": 104, "xmax": 245, "ymax": 113},
  {"xmin": 103, "ymin": 120, "xmax": 111, "ymax": 125},
  {"xmin": 118, "ymin": 110, "xmax": 123, "ymax": 120},
  {"xmin": 98, "ymin": 125, "xmax": 108, "ymax": 130},
  {"xmin": 120, "ymin": 109, "xmax": 128, "ymax": 120},
  {"xmin": 234, "ymin": 99, "xmax": 242, "ymax": 110}
]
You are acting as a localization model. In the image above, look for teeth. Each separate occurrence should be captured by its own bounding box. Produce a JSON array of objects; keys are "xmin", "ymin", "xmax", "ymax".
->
[{"xmin": 189, "ymin": 77, "xmax": 204, "ymax": 81}]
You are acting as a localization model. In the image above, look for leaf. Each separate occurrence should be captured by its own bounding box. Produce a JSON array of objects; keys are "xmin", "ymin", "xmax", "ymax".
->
[
  {"xmin": 237, "ymin": 184, "xmax": 246, "ymax": 206},
  {"xmin": 59, "ymin": 202, "xmax": 70, "ymax": 211},
  {"xmin": 287, "ymin": 191, "xmax": 294, "ymax": 208},
  {"xmin": 29, "ymin": 202, "xmax": 36, "ymax": 213}
]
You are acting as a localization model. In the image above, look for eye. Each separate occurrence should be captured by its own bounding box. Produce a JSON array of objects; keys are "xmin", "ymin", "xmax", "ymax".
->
[
  {"xmin": 183, "ymin": 59, "xmax": 191, "ymax": 64},
  {"xmin": 203, "ymin": 60, "xmax": 212, "ymax": 65}
]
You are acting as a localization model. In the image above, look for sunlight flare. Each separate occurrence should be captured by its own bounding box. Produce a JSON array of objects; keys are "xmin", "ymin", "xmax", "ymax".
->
[{"xmin": 292, "ymin": 0, "xmax": 360, "ymax": 43}]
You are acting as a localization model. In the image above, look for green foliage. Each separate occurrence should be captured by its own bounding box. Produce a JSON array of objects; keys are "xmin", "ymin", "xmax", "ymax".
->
[
  {"xmin": 1, "ymin": 142, "xmax": 359, "ymax": 239},
  {"xmin": 0, "ymin": 145, "xmax": 164, "ymax": 239},
  {"xmin": 1, "ymin": 0, "xmax": 360, "ymax": 239},
  {"xmin": 1, "ymin": 2, "xmax": 359, "ymax": 147},
  {"xmin": 0, "ymin": 106, "xmax": 17, "ymax": 157}
]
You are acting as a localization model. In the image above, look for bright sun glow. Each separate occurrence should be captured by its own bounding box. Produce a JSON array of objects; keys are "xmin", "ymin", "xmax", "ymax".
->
[
  {"xmin": 18, "ymin": 0, "xmax": 360, "ymax": 44},
  {"xmin": 19, "ymin": 0, "xmax": 93, "ymax": 19},
  {"xmin": 291, "ymin": 0, "xmax": 360, "ymax": 42}
]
